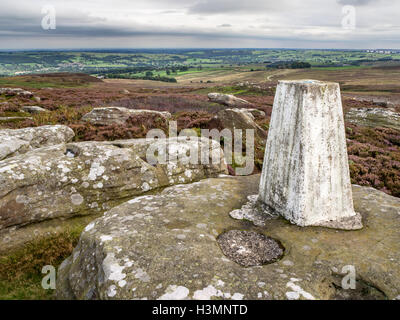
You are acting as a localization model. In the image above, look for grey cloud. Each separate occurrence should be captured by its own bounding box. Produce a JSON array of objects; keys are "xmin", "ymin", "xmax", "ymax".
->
[
  {"xmin": 159, "ymin": 10, "xmax": 181, "ymax": 14},
  {"xmin": 337, "ymin": 0, "xmax": 378, "ymax": 5},
  {"xmin": 188, "ymin": 0, "xmax": 288, "ymax": 14},
  {"xmin": 0, "ymin": 0, "xmax": 399, "ymax": 49}
]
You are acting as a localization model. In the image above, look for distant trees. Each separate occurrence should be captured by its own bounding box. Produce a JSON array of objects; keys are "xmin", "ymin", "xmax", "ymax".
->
[
  {"xmin": 165, "ymin": 66, "xmax": 188, "ymax": 75},
  {"xmin": 3, "ymin": 49, "xmax": 399, "ymax": 79},
  {"xmin": 148, "ymin": 76, "xmax": 177, "ymax": 83},
  {"xmin": 105, "ymin": 71, "xmax": 177, "ymax": 83},
  {"xmin": 266, "ymin": 61, "xmax": 311, "ymax": 69}
]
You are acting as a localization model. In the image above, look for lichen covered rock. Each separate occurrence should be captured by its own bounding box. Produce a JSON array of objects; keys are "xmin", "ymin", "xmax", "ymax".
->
[
  {"xmin": 208, "ymin": 93, "xmax": 251, "ymax": 107},
  {"xmin": 0, "ymin": 137, "xmax": 227, "ymax": 232},
  {"xmin": 242, "ymin": 108, "xmax": 266, "ymax": 119},
  {"xmin": 212, "ymin": 108, "xmax": 268, "ymax": 145},
  {"xmin": 21, "ymin": 106, "xmax": 48, "ymax": 114},
  {"xmin": 56, "ymin": 175, "xmax": 400, "ymax": 300},
  {"xmin": 81, "ymin": 107, "xmax": 172, "ymax": 126},
  {"xmin": 0, "ymin": 125, "xmax": 75, "ymax": 161},
  {"xmin": 345, "ymin": 107, "xmax": 400, "ymax": 131}
]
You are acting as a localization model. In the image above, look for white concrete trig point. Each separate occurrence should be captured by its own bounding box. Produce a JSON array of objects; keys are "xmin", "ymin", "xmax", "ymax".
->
[{"xmin": 258, "ymin": 80, "xmax": 362, "ymax": 230}]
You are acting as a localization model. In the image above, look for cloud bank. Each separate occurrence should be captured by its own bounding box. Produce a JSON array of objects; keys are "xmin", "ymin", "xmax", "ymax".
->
[{"xmin": 0, "ymin": 0, "xmax": 398, "ymax": 49}]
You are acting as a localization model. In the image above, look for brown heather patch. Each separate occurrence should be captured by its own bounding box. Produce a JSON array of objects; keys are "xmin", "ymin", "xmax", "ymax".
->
[
  {"xmin": 68, "ymin": 112, "xmax": 214, "ymax": 142},
  {"xmin": 0, "ymin": 73, "xmax": 102, "ymax": 88},
  {"xmin": 33, "ymin": 87, "xmax": 126, "ymax": 110},
  {"xmin": 68, "ymin": 124, "xmax": 161, "ymax": 142},
  {"xmin": 346, "ymin": 125, "xmax": 400, "ymax": 197},
  {"xmin": 112, "ymin": 94, "xmax": 223, "ymax": 114},
  {"xmin": 342, "ymin": 98, "xmax": 384, "ymax": 112},
  {"xmin": 175, "ymin": 111, "xmax": 214, "ymax": 130},
  {"xmin": 0, "ymin": 105, "xmax": 94, "ymax": 130},
  {"xmin": 0, "ymin": 104, "xmax": 21, "ymax": 113}
]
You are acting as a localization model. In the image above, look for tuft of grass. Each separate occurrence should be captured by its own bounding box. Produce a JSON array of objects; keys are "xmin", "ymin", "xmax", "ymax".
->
[
  {"xmin": 0, "ymin": 227, "xmax": 83, "ymax": 300},
  {"xmin": 0, "ymin": 111, "xmax": 31, "ymax": 117},
  {"xmin": 31, "ymin": 105, "xmax": 93, "ymax": 127},
  {"xmin": 194, "ymin": 85, "xmax": 274, "ymax": 96},
  {"xmin": 0, "ymin": 117, "xmax": 31, "ymax": 124}
]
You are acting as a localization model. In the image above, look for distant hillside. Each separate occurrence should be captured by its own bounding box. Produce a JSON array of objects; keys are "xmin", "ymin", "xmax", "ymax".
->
[{"xmin": 0, "ymin": 73, "xmax": 102, "ymax": 88}]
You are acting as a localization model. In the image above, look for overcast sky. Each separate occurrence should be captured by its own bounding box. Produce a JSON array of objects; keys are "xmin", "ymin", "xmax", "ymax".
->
[{"xmin": 0, "ymin": 0, "xmax": 399, "ymax": 49}]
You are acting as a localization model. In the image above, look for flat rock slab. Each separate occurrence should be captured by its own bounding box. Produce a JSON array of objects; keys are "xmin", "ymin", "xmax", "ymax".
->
[
  {"xmin": 0, "ymin": 125, "xmax": 74, "ymax": 161},
  {"xmin": 57, "ymin": 175, "xmax": 400, "ymax": 300},
  {"xmin": 208, "ymin": 93, "xmax": 251, "ymax": 108},
  {"xmin": 21, "ymin": 106, "xmax": 48, "ymax": 114},
  {"xmin": 82, "ymin": 107, "xmax": 172, "ymax": 126},
  {"xmin": 345, "ymin": 107, "xmax": 400, "ymax": 131}
]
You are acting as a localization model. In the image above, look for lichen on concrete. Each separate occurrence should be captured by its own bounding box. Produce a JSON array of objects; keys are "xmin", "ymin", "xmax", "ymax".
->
[{"xmin": 259, "ymin": 80, "xmax": 362, "ymax": 230}]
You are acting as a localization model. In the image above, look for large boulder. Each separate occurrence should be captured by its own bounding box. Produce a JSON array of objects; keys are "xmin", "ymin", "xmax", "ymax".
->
[
  {"xmin": 0, "ymin": 125, "xmax": 75, "ymax": 161},
  {"xmin": 208, "ymin": 93, "xmax": 251, "ymax": 107},
  {"xmin": 212, "ymin": 108, "xmax": 268, "ymax": 145},
  {"xmin": 0, "ymin": 137, "xmax": 227, "ymax": 233},
  {"xmin": 345, "ymin": 107, "xmax": 400, "ymax": 131},
  {"xmin": 57, "ymin": 175, "xmax": 400, "ymax": 300},
  {"xmin": 82, "ymin": 107, "xmax": 172, "ymax": 126}
]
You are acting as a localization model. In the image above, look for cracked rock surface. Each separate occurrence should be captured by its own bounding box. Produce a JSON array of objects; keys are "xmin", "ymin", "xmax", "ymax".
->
[
  {"xmin": 56, "ymin": 174, "xmax": 400, "ymax": 300},
  {"xmin": 0, "ymin": 125, "xmax": 74, "ymax": 161},
  {"xmin": 81, "ymin": 107, "xmax": 172, "ymax": 126},
  {"xmin": 0, "ymin": 136, "xmax": 227, "ymax": 239}
]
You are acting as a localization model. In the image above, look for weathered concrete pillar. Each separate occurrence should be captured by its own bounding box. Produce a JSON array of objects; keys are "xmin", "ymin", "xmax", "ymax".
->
[{"xmin": 259, "ymin": 80, "xmax": 362, "ymax": 230}]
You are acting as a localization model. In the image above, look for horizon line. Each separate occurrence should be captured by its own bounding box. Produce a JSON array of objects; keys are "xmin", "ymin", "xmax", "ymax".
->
[{"xmin": 0, "ymin": 47, "xmax": 399, "ymax": 52}]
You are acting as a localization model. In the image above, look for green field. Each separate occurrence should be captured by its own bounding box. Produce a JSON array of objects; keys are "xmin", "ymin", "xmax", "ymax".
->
[{"xmin": 1, "ymin": 49, "xmax": 399, "ymax": 80}]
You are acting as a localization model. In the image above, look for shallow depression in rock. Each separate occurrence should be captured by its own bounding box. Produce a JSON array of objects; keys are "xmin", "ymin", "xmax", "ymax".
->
[{"xmin": 217, "ymin": 230, "xmax": 285, "ymax": 267}]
